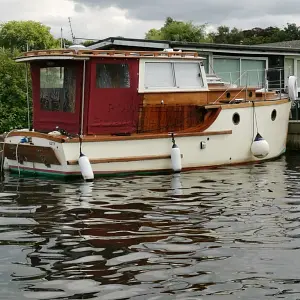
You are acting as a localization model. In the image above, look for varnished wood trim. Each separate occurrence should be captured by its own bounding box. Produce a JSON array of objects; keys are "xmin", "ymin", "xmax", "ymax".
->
[
  {"xmin": 68, "ymin": 154, "xmax": 184, "ymax": 165},
  {"xmin": 64, "ymin": 130, "xmax": 232, "ymax": 143},
  {"xmin": 20, "ymin": 49, "xmax": 199, "ymax": 59},
  {"xmin": 5, "ymin": 129, "xmax": 232, "ymax": 144},
  {"xmin": 4, "ymin": 143, "xmax": 61, "ymax": 165},
  {"xmin": 205, "ymin": 98, "xmax": 289, "ymax": 110},
  {"xmin": 209, "ymin": 87, "xmax": 259, "ymax": 92},
  {"xmin": 180, "ymin": 107, "xmax": 221, "ymax": 133},
  {"xmin": 6, "ymin": 131, "xmax": 65, "ymax": 142}
]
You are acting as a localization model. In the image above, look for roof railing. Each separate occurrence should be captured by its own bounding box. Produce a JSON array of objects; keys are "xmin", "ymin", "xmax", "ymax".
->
[{"xmin": 21, "ymin": 49, "xmax": 200, "ymax": 58}]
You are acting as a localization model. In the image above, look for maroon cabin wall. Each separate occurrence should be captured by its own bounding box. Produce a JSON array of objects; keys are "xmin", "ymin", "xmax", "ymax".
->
[
  {"xmin": 30, "ymin": 61, "xmax": 83, "ymax": 135},
  {"xmin": 87, "ymin": 58, "xmax": 142, "ymax": 135}
]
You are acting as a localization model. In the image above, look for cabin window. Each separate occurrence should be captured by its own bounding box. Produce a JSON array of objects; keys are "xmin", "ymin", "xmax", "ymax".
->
[
  {"xmin": 40, "ymin": 67, "xmax": 76, "ymax": 113},
  {"xmin": 143, "ymin": 61, "xmax": 205, "ymax": 91},
  {"xmin": 96, "ymin": 64, "xmax": 130, "ymax": 88},
  {"xmin": 174, "ymin": 62, "xmax": 204, "ymax": 88},
  {"xmin": 145, "ymin": 62, "xmax": 175, "ymax": 89}
]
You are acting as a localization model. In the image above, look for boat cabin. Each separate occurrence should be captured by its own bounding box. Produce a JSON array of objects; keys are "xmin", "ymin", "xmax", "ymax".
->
[{"xmin": 16, "ymin": 49, "xmax": 273, "ymax": 136}]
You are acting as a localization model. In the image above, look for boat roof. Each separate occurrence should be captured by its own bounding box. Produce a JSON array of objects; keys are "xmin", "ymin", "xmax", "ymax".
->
[{"xmin": 15, "ymin": 49, "xmax": 203, "ymax": 63}]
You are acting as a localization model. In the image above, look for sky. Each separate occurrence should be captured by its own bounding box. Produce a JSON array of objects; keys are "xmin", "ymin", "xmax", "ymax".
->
[{"xmin": 0, "ymin": 0, "xmax": 299, "ymax": 42}]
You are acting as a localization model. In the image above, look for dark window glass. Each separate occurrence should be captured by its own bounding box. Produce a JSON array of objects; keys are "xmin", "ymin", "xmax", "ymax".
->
[
  {"xmin": 40, "ymin": 67, "xmax": 76, "ymax": 112},
  {"xmin": 96, "ymin": 64, "xmax": 130, "ymax": 88}
]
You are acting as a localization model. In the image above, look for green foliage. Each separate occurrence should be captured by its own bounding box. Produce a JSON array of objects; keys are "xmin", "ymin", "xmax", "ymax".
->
[
  {"xmin": 0, "ymin": 20, "xmax": 59, "ymax": 133},
  {"xmin": 146, "ymin": 18, "xmax": 300, "ymax": 46},
  {"xmin": 58, "ymin": 38, "xmax": 73, "ymax": 48},
  {"xmin": 0, "ymin": 49, "xmax": 31, "ymax": 132},
  {"xmin": 208, "ymin": 26, "xmax": 244, "ymax": 44},
  {"xmin": 0, "ymin": 20, "xmax": 59, "ymax": 51},
  {"xmin": 145, "ymin": 17, "xmax": 209, "ymax": 42},
  {"xmin": 209, "ymin": 23, "xmax": 300, "ymax": 45},
  {"xmin": 82, "ymin": 40, "xmax": 96, "ymax": 47}
]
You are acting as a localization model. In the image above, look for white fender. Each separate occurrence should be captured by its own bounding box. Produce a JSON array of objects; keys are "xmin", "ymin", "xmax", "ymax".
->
[
  {"xmin": 288, "ymin": 76, "xmax": 298, "ymax": 101},
  {"xmin": 171, "ymin": 144, "xmax": 182, "ymax": 173},
  {"xmin": 251, "ymin": 133, "xmax": 270, "ymax": 159},
  {"xmin": 78, "ymin": 154, "xmax": 94, "ymax": 181},
  {"xmin": 3, "ymin": 158, "xmax": 9, "ymax": 170}
]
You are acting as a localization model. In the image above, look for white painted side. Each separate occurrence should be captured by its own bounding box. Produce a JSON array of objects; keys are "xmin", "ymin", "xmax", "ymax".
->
[{"xmin": 4, "ymin": 101, "xmax": 291, "ymax": 176}]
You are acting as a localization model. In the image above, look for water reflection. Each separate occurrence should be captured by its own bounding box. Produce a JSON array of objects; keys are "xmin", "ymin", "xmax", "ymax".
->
[{"xmin": 1, "ymin": 154, "xmax": 300, "ymax": 299}]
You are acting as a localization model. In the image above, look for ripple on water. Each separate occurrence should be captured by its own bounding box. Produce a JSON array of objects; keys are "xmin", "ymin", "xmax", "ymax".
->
[{"xmin": 1, "ymin": 154, "xmax": 300, "ymax": 299}]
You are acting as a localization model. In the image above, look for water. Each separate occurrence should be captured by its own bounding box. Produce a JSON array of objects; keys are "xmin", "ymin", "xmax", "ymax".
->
[{"xmin": 1, "ymin": 152, "xmax": 300, "ymax": 299}]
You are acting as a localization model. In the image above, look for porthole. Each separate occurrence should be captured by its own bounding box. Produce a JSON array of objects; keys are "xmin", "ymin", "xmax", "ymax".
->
[
  {"xmin": 248, "ymin": 91, "xmax": 253, "ymax": 97},
  {"xmin": 232, "ymin": 113, "xmax": 240, "ymax": 125},
  {"xmin": 271, "ymin": 109, "xmax": 277, "ymax": 121},
  {"xmin": 226, "ymin": 92, "xmax": 231, "ymax": 98}
]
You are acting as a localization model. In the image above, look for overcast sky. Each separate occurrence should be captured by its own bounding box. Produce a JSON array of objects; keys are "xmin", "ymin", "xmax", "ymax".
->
[{"xmin": 1, "ymin": 0, "xmax": 299, "ymax": 42}]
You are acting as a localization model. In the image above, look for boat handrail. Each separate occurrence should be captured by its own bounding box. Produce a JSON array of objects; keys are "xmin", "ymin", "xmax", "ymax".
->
[
  {"xmin": 212, "ymin": 71, "xmax": 248, "ymax": 104},
  {"xmin": 212, "ymin": 68, "xmax": 285, "ymax": 104}
]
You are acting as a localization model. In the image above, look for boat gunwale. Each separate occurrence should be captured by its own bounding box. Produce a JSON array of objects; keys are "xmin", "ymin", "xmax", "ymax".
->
[
  {"xmin": 5, "ymin": 129, "xmax": 233, "ymax": 144},
  {"xmin": 205, "ymin": 98, "xmax": 289, "ymax": 109}
]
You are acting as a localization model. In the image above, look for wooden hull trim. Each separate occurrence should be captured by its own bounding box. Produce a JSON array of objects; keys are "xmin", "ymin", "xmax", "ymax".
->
[
  {"xmin": 6, "ymin": 129, "xmax": 232, "ymax": 144},
  {"xmin": 67, "ymin": 154, "xmax": 184, "ymax": 166},
  {"xmin": 205, "ymin": 98, "xmax": 289, "ymax": 110}
]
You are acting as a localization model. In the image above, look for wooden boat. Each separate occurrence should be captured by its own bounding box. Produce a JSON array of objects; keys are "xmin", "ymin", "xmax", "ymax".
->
[{"xmin": 1, "ymin": 48, "xmax": 295, "ymax": 180}]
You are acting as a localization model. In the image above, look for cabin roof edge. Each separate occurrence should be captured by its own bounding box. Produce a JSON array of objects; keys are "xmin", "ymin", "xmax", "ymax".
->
[{"xmin": 15, "ymin": 49, "xmax": 203, "ymax": 62}]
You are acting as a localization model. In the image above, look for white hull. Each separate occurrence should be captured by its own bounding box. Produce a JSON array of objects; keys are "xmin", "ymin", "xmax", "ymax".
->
[{"xmin": 3, "ymin": 100, "xmax": 291, "ymax": 178}]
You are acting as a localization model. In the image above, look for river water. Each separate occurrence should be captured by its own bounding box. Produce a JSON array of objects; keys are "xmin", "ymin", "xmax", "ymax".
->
[{"xmin": 1, "ymin": 151, "xmax": 300, "ymax": 299}]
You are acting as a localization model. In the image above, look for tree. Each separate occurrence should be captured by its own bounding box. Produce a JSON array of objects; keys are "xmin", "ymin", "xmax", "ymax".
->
[
  {"xmin": 0, "ymin": 49, "xmax": 31, "ymax": 132},
  {"xmin": 209, "ymin": 23, "xmax": 300, "ymax": 45},
  {"xmin": 0, "ymin": 20, "xmax": 59, "ymax": 52},
  {"xmin": 145, "ymin": 17, "xmax": 209, "ymax": 43},
  {"xmin": 145, "ymin": 29, "xmax": 163, "ymax": 40},
  {"xmin": 0, "ymin": 21, "xmax": 62, "ymax": 132},
  {"xmin": 82, "ymin": 40, "xmax": 96, "ymax": 47}
]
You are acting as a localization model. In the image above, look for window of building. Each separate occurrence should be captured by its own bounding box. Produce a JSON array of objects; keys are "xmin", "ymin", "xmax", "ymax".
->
[
  {"xmin": 213, "ymin": 58, "xmax": 240, "ymax": 85},
  {"xmin": 96, "ymin": 63, "xmax": 130, "ymax": 88},
  {"xmin": 213, "ymin": 57, "xmax": 267, "ymax": 87},
  {"xmin": 40, "ymin": 66, "xmax": 76, "ymax": 113},
  {"xmin": 285, "ymin": 58, "xmax": 294, "ymax": 78},
  {"xmin": 241, "ymin": 59, "xmax": 266, "ymax": 87}
]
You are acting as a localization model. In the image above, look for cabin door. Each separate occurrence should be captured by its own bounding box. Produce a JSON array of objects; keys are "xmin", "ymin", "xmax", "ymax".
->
[
  {"xmin": 88, "ymin": 59, "xmax": 140, "ymax": 135},
  {"xmin": 31, "ymin": 62, "xmax": 82, "ymax": 134}
]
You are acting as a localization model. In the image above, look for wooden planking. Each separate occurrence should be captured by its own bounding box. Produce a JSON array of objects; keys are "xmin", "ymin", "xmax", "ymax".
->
[
  {"xmin": 179, "ymin": 107, "xmax": 222, "ymax": 133},
  {"xmin": 68, "ymin": 154, "xmax": 184, "ymax": 165},
  {"xmin": 208, "ymin": 88, "xmax": 255, "ymax": 103},
  {"xmin": 138, "ymin": 105, "xmax": 205, "ymax": 133},
  {"xmin": 142, "ymin": 92, "xmax": 208, "ymax": 106},
  {"xmin": 141, "ymin": 89, "xmax": 277, "ymax": 107},
  {"xmin": 208, "ymin": 88, "xmax": 277, "ymax": 103},
  {"xmin": 4, "ymin": 144, "xmax": 61, "ymax": 165}
]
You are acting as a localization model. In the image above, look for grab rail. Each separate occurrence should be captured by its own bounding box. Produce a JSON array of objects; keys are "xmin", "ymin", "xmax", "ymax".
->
[{"xmin": 212, "ymin": 68, "xmax": 285, "ymax": 104}]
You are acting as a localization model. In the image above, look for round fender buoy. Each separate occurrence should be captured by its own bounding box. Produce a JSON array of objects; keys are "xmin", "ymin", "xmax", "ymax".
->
[{"xmin": 251, "ymin": 133, "xmax": 270, "ymax": 159}]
